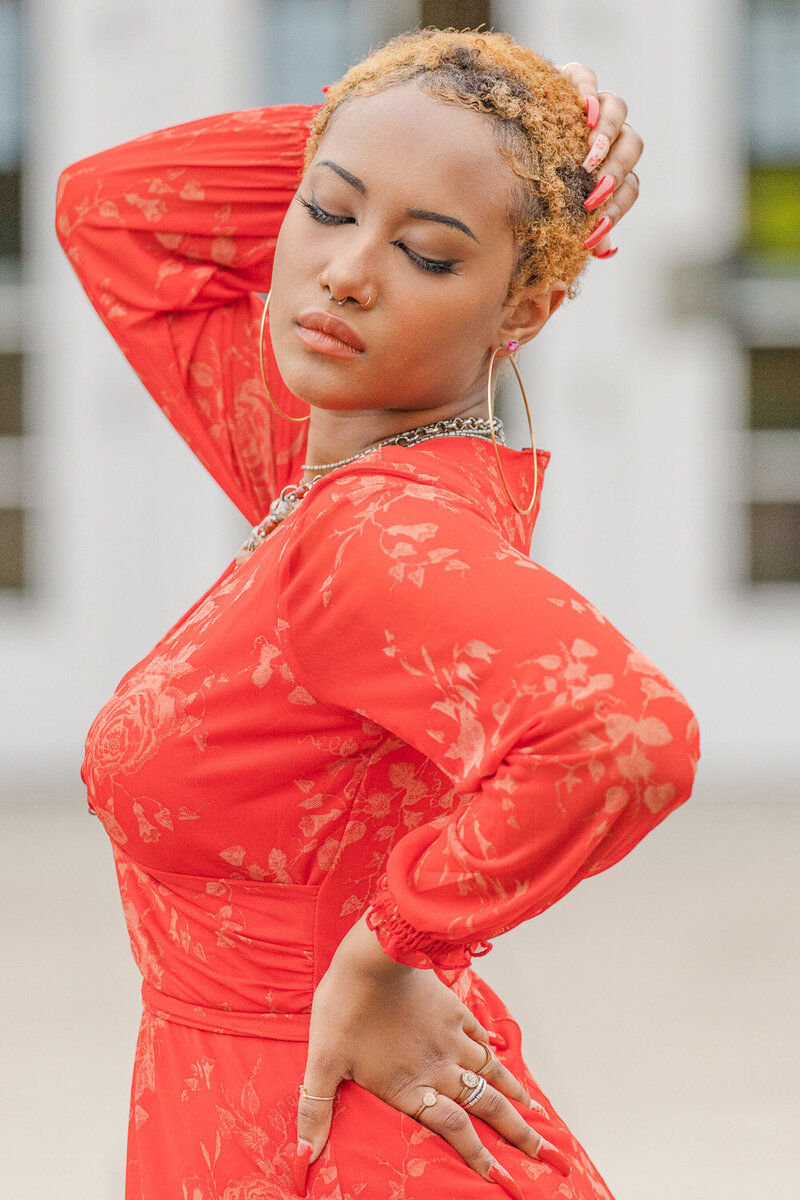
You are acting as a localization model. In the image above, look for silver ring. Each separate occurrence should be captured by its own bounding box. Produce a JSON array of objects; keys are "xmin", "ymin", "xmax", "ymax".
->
[{"xmin": 460, "ymin": 1076, "xmax": 487, "ymax": 1110}]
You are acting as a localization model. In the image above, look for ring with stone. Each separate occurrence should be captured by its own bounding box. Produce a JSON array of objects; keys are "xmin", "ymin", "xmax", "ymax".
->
[
  {"xmin": 454, "ymin": 1069, "xmax": 482, "ymax": 1106},
  {"xmin": 411, "ymin": 1087, "xmax": 439, "ymax": 1121},
  {"xmin": 460, "ymin": 1076, "xmax": 487, "ymax": 1110}
]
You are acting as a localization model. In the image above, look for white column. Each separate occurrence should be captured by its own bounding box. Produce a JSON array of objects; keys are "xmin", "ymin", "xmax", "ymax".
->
[{"xmin": 1, "ymin": 1, "xmax": 263, "ymax": 785}]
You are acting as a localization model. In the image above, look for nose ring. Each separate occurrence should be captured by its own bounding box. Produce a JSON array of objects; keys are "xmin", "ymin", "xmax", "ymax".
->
[{"xmin": 330, "ymin": 293, "xmax": 372, "ymax": 309}]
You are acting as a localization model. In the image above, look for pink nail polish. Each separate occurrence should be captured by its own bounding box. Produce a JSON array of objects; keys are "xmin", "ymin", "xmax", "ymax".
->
[
  {"xmin": 292, "ymin": 1140, "xmax": 313, "ymax": 1196},
  {"xmin": 537, "ymin": 1138, "xmax": 570, "ymax": 1177},
  {"xmin": 584, "ymin": 174, "xmax": 615, "ymax": 212},
  {"xmin": 583, "ymin": 216, "xmax": 613, "ymax": 250},
  {"xmin": 593, "ymin": 245, "xmax": 618, "ymax": 259},
  {"xmin": 488, "ymin": 1160, "xmax": 524, "ymax": 1200},
  {"xmin": 585, "ymin": 94, "xmax": 600, "ymax": 129},
  {"xmin": 582, "ymin": 133, "xmax": 610, "ymax": 173}
]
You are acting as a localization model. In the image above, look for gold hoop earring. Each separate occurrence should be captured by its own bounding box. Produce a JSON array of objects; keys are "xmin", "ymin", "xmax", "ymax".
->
[
  {"xmin": 486, "ymin": 345, "xmax": 537, "ymax": 516},
  {"xmin": 258, "ymin": 291, "xmax": 310, "ymax": 423}
]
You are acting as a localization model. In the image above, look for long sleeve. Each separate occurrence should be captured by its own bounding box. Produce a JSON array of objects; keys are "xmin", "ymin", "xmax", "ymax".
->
[
  {"xmin": 278, "ymin": 466, "xmax": 701, "ymax": 973},
  {"xmin": 55, "ymin": 105, "xmax": 320, "ymax": 524}
]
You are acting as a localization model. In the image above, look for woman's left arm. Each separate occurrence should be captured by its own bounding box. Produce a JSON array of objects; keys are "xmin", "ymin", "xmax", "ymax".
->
[
  {"xmin": 280, "ymin": 470, "xmax": 698, "ymax": 1191},
  {"xmin": 280, "ymin": 472, "xmax": 700, "ymax": 974}
]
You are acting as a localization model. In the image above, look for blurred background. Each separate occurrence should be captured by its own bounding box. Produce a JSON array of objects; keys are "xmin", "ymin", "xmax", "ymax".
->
[{"xmin": 1, "ymin": 0, "xmax": 798, "ymax": 1197}]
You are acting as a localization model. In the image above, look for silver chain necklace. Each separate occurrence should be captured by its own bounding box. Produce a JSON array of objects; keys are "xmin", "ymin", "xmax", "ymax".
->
[
  {"xmin": 235, "ymin": 415, "xmax": 505, "ymax": 564},
  {"xmin": 302, "ymin": 415, "xmax": 505, "ymax": 471}
]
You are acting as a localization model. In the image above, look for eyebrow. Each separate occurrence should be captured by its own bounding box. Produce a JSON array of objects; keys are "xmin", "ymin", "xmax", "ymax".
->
[{"xmin": 315, "ymin": 159, "xmax": 479, "ymax": 243}]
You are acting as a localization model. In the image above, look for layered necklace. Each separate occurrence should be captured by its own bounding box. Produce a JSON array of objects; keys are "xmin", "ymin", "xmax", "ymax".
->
[{"xmin": 235, "ymin": 415, "xmax": 505, "ymax": 565}]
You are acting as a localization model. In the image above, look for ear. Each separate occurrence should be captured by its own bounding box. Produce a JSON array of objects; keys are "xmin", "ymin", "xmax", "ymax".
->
[{"xmin": 497, "ymin": 281, "xmax": 568, "ymax": 350}]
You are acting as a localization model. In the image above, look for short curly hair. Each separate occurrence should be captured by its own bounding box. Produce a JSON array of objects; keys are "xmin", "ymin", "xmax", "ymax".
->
[{"xmin": 303, "ymin": 27, "xmax": 599, "ymax": 302}]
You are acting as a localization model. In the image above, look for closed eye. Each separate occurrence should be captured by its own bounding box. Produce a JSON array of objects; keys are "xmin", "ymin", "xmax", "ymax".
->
[{"xmin": 297, "ymin": 194, "xmax": 461, "ymax": 276}]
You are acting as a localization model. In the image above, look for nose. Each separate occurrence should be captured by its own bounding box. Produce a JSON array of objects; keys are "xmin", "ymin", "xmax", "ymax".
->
[{"xmin": 317, "ymin": 235, "xmax": 377, "ymax": 310}]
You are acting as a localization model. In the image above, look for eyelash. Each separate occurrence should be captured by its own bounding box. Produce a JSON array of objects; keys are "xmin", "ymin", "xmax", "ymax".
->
[{"xmin": 297, "ymin": 195, "xmax": 460, "ymax": 276}]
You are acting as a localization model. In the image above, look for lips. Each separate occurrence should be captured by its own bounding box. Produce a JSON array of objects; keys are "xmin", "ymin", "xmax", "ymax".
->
[{"xmin": 295, "ymin": 309, "xmax": 365, "ymax": 352}]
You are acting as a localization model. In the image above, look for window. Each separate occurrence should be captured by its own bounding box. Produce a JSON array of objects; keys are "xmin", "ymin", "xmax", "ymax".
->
[
  {"xmin": 0, "ymin": 0, "xmax": 27, "ymax": 592},
  {"xmin": 421, "ymin": 1, "xmax": 491, "ymax": 27},
  {"xmin": 258, "ymin": 2, "xmax": 493, "ymax": 107},
  {"xmin": 741, "ymin": 1, "xmax": 800, "ymax": 584}
]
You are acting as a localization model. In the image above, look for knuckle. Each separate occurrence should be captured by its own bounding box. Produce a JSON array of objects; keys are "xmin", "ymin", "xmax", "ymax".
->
[
  {"xmin": 481, "ymin": 1088, "xmax": 506, "ymax": 1119},
  {"xmin": 473, "ymin": 1145, "xmax": 496, "ymax": 1173},
  {"xmin": 297, "ymin": 1097, "xmax": 328, "ymax": 1123},
  {"xmin": 523, "ymin": 1125, "xmax": 544, "ymax": 1155},
  {"xmin": 438, "ymin": 1104, "xmax": 471, "ymax": 1135}
]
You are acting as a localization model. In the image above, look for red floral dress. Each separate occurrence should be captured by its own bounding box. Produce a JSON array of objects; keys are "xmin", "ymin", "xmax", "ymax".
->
[{"xmin": 56, "ymin": 105, "xmax": 701, "ymax": 1200}]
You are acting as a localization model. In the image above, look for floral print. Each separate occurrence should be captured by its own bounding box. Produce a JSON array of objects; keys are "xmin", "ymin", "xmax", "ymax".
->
[{"xmin": 56, "ymin": 105, "xmax": 700, "ymax": 1199}]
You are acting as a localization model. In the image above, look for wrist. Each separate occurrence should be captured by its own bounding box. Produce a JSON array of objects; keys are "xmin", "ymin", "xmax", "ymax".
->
[{"xmin": 336, "ymin": 911, "xmax": 417, "ymax": 980}]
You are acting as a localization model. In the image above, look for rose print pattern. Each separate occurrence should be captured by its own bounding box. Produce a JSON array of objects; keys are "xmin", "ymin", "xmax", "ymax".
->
[{"xmin": 57, "ymin": 107, "xmax": 699, "ymax": 1199}]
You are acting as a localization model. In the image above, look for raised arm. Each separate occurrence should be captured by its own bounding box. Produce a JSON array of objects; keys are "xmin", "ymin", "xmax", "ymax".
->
[
  {"xmin": 280, "ymin": 469, "xmax": 701, "ymax": 976},
  {"xmin": 56, "ymin": 104, "xmax": 320, "ymax": 523}
]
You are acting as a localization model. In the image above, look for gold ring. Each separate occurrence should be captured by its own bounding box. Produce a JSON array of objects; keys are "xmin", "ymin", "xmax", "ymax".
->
[
  {"xmin": 411, "ymin": 1088, "xmax": 439, "ymax": 1121},
  {"xmin": 476, "ymin": 1040, "xmax": 499, "ymax": 1076},
  {"xmin": 299, "ymin": 1083, "xmax": 337, "ymax": 1102},
  {"xmin": 454, "ymin": 1069, "xmax": 481, "ymax": 1105}
]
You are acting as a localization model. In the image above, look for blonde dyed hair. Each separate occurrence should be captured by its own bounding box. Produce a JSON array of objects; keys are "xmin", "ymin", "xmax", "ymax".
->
[{"xmin": 303, "ymin": 27, "xmax": 599, "ymax": 301}]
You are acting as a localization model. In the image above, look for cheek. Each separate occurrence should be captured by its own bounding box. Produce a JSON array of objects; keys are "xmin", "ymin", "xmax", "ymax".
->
[
  {"xmin": 386, "ymin": 288, "xmax": 493, "ymax": 375},
  {"xmin": 270, "ymin": 211, "xmax": 310, "ymax": 295}
]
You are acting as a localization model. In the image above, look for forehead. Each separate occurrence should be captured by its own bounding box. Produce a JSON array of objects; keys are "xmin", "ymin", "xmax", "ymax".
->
[{"xmin": 312, "ymin": 81, "xmax": 515, "ymax": 235}]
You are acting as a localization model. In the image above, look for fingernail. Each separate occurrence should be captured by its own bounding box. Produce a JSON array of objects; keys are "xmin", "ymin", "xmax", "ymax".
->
[
  {"xmin": 583, "ymin": 216, "xmax": 613, "ymax": 250},
  {"xmin": 528, "ymin": 1098, "xmax": 550, "ymax": 1118},
  {"xmin": 537, "ymin": 1137, "xmax": 570, "ymax": 1177},
  {"xmin": 593, "ymin": 245, "xmax": 619, "ymax": 259},
  {"xmin": 582, "ymin": 133, "xmax": 610, "ymax": 172},
  {"xmin": 488, "ymin": 1160, "xmax": 524, "ymax": 1200},
  {"xmin": 583, "ymin": 174, "xmax": 615, "ymax": 212},
  {"xmin": 292, "ymin": 1140, "xmax": 313, "ymax": 1196},
  {"xmin": 487, "ymin": 1031, "xmax": 507, "ymax": 1049},
  {"xmin": 585, "ymin": 94, "xmax": 600, "ymax": 129}
]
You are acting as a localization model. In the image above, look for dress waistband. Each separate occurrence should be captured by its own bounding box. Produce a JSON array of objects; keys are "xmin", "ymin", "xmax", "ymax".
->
[
  {"xmin": 141, "ymin": 979, "xmax": 312, "ymax": 1041},
  {"xmin": 112, "ymin": 848, "xmax": 321, "ymax": 1038}
]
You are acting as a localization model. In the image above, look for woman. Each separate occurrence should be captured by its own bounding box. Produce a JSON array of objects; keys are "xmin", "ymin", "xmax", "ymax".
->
[{"xmin": 56, "ymin": 27, "xmax": 699, "ymax": 1200}]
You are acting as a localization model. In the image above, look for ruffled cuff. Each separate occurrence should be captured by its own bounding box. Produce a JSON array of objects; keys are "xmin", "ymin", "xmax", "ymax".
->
[{"xmin": 365, "ymin": 874, "xmax": 493, "ymax": 974}]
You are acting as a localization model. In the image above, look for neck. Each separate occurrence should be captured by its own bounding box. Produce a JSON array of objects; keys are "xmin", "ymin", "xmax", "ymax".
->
[{"xmin": 301, "ymin": 396, "xmax": 488, "ymax": 481}]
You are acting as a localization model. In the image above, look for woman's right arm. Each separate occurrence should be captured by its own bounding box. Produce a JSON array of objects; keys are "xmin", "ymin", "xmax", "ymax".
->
[{"xmin": 55, "ymin": 104, "xmax": 319, "ymax": 523}]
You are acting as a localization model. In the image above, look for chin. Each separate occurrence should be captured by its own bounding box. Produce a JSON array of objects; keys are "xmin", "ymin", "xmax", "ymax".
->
[{"xmin": 273, "ymin": 342, "xmax": 370, "ymax": 409}]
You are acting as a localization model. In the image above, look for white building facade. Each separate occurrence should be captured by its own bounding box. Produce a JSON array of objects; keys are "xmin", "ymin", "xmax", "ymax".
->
[{"xmin": 2, "ymin": 0, "xmax": 798, "ymax": 798}]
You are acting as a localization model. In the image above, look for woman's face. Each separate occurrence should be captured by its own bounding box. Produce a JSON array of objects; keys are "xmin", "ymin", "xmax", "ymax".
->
[{"xmin": 269, "ymin": 81, "xmax": 527, "ymax": 416}]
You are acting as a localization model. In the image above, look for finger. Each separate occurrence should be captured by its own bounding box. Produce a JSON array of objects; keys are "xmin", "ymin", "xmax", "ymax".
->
[
  {"xmin": 583, "ymin": 143, "xmax": 642, "ymax": 217},
  {"xmin": 591, "ymin": 170, "xmax": 639, "ymax": 227},
  {"xmin": 293, "ymin": 1071, "xmax": 343, "ymax": 1196},
  {"xmin": 555, "ymin": 62, "xmax": 602, "ymax": 131},
  {"xmin": 417, "ymin": 1093, "xmax": 525, "ymax": 1200},
  {"xmin": 605, "ymin": 123, "xmax": 645, "ymax": 179},
  {"xmin": 461, "ymin": 1037, "xmax": 533, "ymax": 1109},
  {"xmin": 451, "ymin": 1076, "xmax": 568, "ymax": 1175},
  {"xmin": 461, "ymin": 1007, "xmax": 492, "ymax": 1045},
  {"xmin": 592, "ymin": 234, "xmax": 618, "ymax": 259},
  {"xmin": 556, "ymin": 61, "xmax": 599, "ymax": 100},
  {"xmin": 583, "ymin": 170, "xmax": 640, "ymax": 258},
  {"xmin": 582, "ymin": 90, "xmax": 629, "ymax": 172}
]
